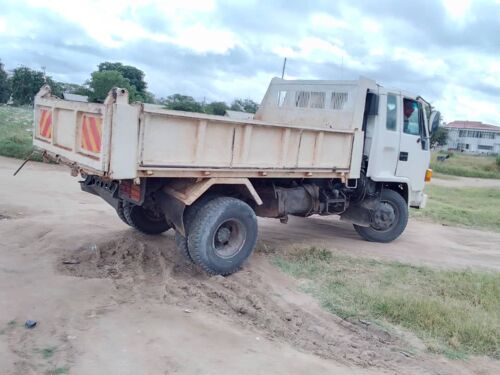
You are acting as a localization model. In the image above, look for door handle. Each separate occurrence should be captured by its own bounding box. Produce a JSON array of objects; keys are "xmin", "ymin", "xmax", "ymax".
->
[
  {"xmin": 399, "ymin": 152, "xmax": 408, "ymax": 161},
  {"xmin": 416, "ymin": 137, "xmax": 421, "ymax": 143}
]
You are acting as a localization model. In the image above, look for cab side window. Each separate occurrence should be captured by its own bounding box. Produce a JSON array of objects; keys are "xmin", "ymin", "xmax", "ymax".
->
[
  {"xmin": 386, "ymin": 94, "xmax": 397, "ymax": 131},
  {"xmin": 403, "ymin": 99, "xmax": 420, "ymax": 135}
]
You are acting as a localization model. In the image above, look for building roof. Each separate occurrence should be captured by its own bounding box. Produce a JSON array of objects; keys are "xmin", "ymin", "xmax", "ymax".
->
[
  {"xmin": 224, "ymin": 110, "xmax": 254, "ymax": 120},
  {"xmin": 444, "ymin": 121, "xmax": 500, "ymax": 132},
  {"xmin": 63, "ymin": 92, "xmax": 88, "ymax": 102}
]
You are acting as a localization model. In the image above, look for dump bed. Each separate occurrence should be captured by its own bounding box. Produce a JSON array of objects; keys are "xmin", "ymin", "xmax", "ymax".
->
[{"xmin": 33, "ymin": 78, "xmax": 376, "ymax": 180}]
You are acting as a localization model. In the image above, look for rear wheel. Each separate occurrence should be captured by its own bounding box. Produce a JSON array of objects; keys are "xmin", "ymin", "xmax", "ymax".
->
[
  {"xmin": 116, "ymin": 200, "xmax": 130, "ymax": 226},
  {"xmin": 175, "ymin": 195, "xmax": 217, "ymax": 262},
  {"xmin": 353, "ymin": 189, "xmax": 408, "ymax": 243},
  {"xmin": 123, "ymin": 201, "xmax": 171, "ymax": 235},
  {"xmin": 187, "ymin": 197, "xmax": 258, "ymax": 275}
]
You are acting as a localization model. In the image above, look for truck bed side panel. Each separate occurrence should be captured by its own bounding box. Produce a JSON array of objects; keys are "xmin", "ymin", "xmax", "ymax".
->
[
  {"xmin": 138, "ymin": 108, "xmax": 355, "ymax": 172},
  {"xmin": 33, "ymin": 86, "xmax": 110, "ymax": 174}
]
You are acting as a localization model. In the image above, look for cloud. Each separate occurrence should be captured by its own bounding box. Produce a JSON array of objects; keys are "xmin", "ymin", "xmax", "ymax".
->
[{"xmin": 0, "ymin": 0, "xmax": 499, "ymax": 124}]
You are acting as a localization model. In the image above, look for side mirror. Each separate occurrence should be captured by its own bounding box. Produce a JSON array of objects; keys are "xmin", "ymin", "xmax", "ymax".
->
[{"xmin": 429, "ymin": 111, "xmax": 440, "ymax": 134}]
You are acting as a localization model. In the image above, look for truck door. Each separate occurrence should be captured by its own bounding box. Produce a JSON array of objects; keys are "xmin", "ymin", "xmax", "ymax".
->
[{"xmin": 395, "ymin": 98, "xmax": 430, "ymax": 194}]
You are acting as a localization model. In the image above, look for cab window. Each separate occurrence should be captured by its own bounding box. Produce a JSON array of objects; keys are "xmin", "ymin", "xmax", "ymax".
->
[
  {"xmin": 386, "ymin": 94, "xmax": 397, "ymax": 131},
  {"xmin": 403, "ymin": 99, "xmax": 420, "ymax": 135}
]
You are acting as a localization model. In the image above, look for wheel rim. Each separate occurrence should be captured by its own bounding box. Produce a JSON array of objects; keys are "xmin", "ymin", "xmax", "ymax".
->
[
  {"xmin": 141, "ymin": 207, "xmax": 165, "ymax": 223},
  {"xmin": 371, "ymin": 200, "xmax": 398, "ymax": 232},
  {"xmin": 213, "ymin": 219, "xmax": 247, "ymax": 258}
]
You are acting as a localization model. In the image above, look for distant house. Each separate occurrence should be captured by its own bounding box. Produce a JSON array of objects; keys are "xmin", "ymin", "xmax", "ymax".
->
[
  {"xmin": 444, "ymin": 121, "xmax": 500, "ymax": 154},
  {"xmin": 62, "ymin": 92, "xmax": 88, "ymax": 102},
  {"xmin": 224, "ymin": 110, "xmax": 254, "ymax": 120}
]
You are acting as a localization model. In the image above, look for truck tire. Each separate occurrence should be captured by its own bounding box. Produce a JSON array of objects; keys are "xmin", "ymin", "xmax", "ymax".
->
[
  {"xmin": 175, "ymin": 195, "xmax": 218, "ymax": 262},
  {"xmin": 353, "ymin": 189, "xmax": 408, "ymax": 243},
  {"xmin": 187, "ymin": 197, "xmax": 258, "ymax": 275},
  {"xmin": 116, "ymin": 200, "xmax": 131, "ymax": 226},
  {"xmin": 123, "ymin": 201, "xmax": 171, "ymax": 235}
]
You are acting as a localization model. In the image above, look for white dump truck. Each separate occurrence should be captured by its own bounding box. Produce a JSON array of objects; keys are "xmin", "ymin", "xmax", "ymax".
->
[{"xmin": 32, "ymin": 77, "xmax": 439, "ymax": 275}]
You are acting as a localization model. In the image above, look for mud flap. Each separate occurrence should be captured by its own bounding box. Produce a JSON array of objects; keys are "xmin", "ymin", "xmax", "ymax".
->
[{"xmin": 157, "ymin": 192, "xmax": 186, "ymax": 236}]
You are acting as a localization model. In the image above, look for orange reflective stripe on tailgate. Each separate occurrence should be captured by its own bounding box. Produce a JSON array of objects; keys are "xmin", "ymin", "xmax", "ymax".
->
[
  {"xmin": 81, "ymin": 115, "xmax": 102, "ymax": 153},
  {"xmin": 39, "ymin": 109, "xmax": 52, "ymax": 139}
]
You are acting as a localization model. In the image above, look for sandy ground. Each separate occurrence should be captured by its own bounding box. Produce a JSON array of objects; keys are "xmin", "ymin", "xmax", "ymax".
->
[
  {"xmin": 432, "ymin": 175, "xmax": 500, "ymax": 189},
  {"xmin": 0, "ymin": 156, "xmax": 499, "ymax": 375}
]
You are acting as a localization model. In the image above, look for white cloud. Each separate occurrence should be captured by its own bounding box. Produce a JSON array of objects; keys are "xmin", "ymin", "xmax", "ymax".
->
[
  {"xmin": 393, "ymin": 48, "xmax": 449, "ymax": 77},
  {"xmin": 24, "ymin": 0, "xmax": 236, "ymax": 53},
  {"xmin": 435, "ymin": 83, "xmax": 500, "ymax": 124},
  {"xmin": 441, "ymin": 0, "xmax": 474, "ymax": 22}
]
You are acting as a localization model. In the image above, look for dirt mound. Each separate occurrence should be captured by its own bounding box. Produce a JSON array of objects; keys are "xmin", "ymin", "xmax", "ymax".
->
[{"xmin": 57, "ymin": 234, "xmax": 424, "ymax": 371}]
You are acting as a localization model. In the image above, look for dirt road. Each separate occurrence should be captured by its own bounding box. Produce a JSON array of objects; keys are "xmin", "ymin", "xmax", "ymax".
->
[
  {"xmin": 1, "ymin": 156, "xmax": 499, "ymax": 374},
  {"xmin": 432, "ymin": 175, "xmax": 500, "ymax": 189}
]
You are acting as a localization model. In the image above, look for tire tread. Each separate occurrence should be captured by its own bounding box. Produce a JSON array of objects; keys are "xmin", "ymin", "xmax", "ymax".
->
[
  {"xmin": 353, "ymin": 189, "xmax": 408, "ymax": 243},
  {"xmin": 188, "ymin": 197, "xmax": 257, "ymax": 276}
]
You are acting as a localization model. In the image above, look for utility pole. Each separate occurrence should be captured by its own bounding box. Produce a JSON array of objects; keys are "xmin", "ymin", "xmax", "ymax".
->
[{"xmin": 281, "ymin": 57, "xmax": 287, "ymax": 79}]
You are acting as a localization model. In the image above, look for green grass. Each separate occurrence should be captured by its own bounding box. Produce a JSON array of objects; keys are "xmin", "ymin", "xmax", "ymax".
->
[
  {"xmin": 47, "ymin": 367, "xmax": 69, "ymax": 375},
  {"xmin": 40, "ymin": 346, "xmax": 57, "ymax": 360},
  {"xmin": 431, "ymin": 152, "xmax": 500, "ymax": 179},
  {"xmin": 0, "ymin": 105, "xmax": 42, "ymax": 161},
  {"xmin": 412, "ymin": 185, "xmax": 500, "ymax": 231},
  {"xmin": 275, "ymin": 247, "xmax": 500, "ymax": 359}
]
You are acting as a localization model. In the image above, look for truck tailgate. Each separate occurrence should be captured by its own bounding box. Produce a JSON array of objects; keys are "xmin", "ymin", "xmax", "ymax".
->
[{"xmin": 33, "ymin": 85, "xmax": 110, "ymax": 174}]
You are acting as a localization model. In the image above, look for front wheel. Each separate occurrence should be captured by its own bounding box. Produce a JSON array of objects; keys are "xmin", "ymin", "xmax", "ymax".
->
[
  {"xmin": 353, "ymin": 189, "xmax": 408, "ymax": 243},
  {"xmin": 123, "ymin": 202, "xmax": 171, "ymax": 235},
  {"xmin": 187, "ymin": 197, "xmax": 258, "ymax": 275}
]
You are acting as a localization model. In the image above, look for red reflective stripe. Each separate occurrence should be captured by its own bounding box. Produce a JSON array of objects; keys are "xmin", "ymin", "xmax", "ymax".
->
[
  {"xmin": 44, "ymin": 112, "xmax": 52, "ymax": 138},
  {"xmin": 88, "ymin": 116, "xmax": 101, "ymax": 152},
  {"xmin": 40, "ymin": 110, "xmax": 50, "ymax": 137},
  {"xmin": 81, "ymin": 116, "xmax": 93, "ymax": 151},
  {"xmin": 39, "ymin": 110, "xmax": 46, "ymax": 136}
]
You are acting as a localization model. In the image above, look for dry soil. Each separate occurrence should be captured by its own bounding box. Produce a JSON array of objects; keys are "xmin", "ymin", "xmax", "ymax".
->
[{"xmin": 0, "ymin": 156, "xmax": 499, "ymax": 374}]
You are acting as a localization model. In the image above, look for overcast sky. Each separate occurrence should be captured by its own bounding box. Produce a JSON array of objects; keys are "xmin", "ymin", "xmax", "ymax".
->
[{"xmin": 1, "ymin": 0, "xmax": 499, "ymax": 124}]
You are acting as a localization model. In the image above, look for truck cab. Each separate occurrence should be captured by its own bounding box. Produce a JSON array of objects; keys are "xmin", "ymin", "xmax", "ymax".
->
[{"xmin": 364, "ymin": 88, "xmax": 433, "ymax": 208}]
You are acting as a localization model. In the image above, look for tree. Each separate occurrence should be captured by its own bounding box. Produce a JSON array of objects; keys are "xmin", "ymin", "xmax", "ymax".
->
[
  {"xmin": 0, "ymin": 60, "xmax": 11, "ymax": 104},
  {"xmin": 98, "ymin": 62, "xmax": 147, "ymax": 94},
  {"xmin": 58, "ymin": 82, "xmax": 92, "ymax": 97},
  {"xmin": 10, "ymin": 67, "xmax": 46, "ymax": 105},
  {"xmin": 163, "ymin": 94, "xmax": 204, "ymax": 113},
  {"xmin": 430, "ymin": 126, "xmax": 448, "ymax": 148},
  {"xmin": 204, "ymin": 101, "xmax": 228, "ymax": 116},
  {"xmin": 88, "ymin": 70, "xmax": 136, "ymax": 102},
  {"xmin": 230, "ymin": 98, "xmax": 259, "ymax": 113},
  {"xmin": 135, "ymin": 90, "xmax": 156, "ymax": 104},
  {"xmin": 45, "ymin": 77, "xmax": 64, "ymax": 98}
]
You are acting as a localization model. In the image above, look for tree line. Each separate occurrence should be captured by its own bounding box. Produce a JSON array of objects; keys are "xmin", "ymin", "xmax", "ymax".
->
[{"xmin": 0, "ymin": 59, "xmax": 259, "ymax": 114}]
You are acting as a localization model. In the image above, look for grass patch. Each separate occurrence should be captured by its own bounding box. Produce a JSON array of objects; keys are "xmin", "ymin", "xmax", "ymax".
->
[
  {"xmin": 39, "ymin": 346, "xmax": 57, "ymax": 359},
  {"xmin": 430, "ymin": 152, "xmax": 500, "ymax": 179},
  {"xmin": 0, "ymin": 105, "xmax": 42, "ymax": 161},
  {"xmin": 47, "ymin": 367, "xmax": 70, "ymax": 375},
  {"xmin": 275, "ymin": 247, "xmax": 500, "ymax": 359},
  {"xmin": 412, "ymin": 185, "xmax": 500, "ymax": 231},
  {"xmin": 0, "ymin": 320, "xmax": 17, "ymax": 335}
]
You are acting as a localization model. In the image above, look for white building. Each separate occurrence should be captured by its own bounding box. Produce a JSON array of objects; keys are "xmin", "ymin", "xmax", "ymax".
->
[
  {"xmin": 224, "ymin": 110, "xmax": 254, "ymax": 120},
  {"xmin": 444, "ymin": 121, "xmax": 500, "ymax": 154},
  {"xmin": 62, "ymin": 92, "xmax": 88, "ymax": 102}
]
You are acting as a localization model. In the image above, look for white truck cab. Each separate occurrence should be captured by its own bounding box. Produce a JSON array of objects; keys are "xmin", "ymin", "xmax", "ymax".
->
[{"xmin": 364, "ymin": 88, "xmax": 433, "ymax": 208}]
